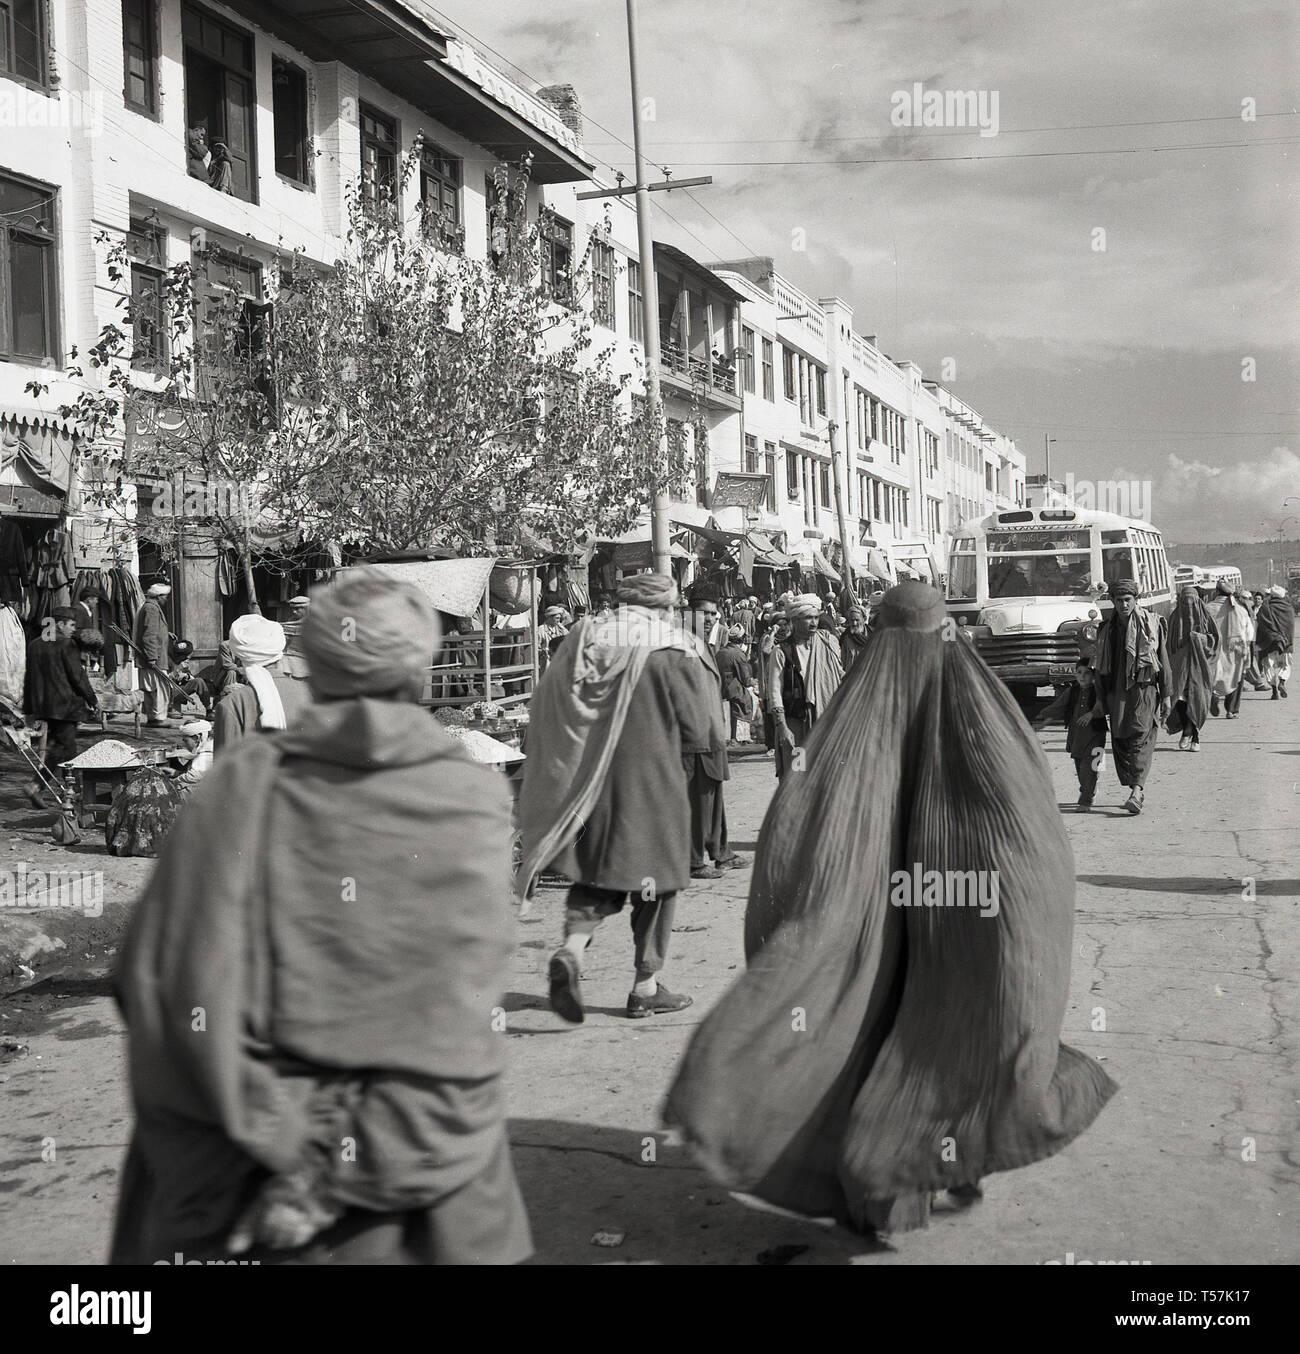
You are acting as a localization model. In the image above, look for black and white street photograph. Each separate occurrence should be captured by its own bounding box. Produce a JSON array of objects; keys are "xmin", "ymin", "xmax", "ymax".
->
[{"xmin": 0, "ymin": 0, "xmax": 1295, "ymax": 1324}]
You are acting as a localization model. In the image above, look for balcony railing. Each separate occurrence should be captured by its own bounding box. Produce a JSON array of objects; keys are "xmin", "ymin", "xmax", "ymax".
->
[{"xmin": 660, "ymin": 337, "xmax": 738, "ymax": 396}]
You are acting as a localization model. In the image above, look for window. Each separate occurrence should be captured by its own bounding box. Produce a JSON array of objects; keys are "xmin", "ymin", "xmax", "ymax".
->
[
  {"xmin": 764, "ymin": 443, "xmax": 777, "ymax": 511},
  {"xmin": 0, "ymin": 173, "xmax": 57, "ymax": 361},
  {"xmin": 271, "ymin": 58, "xmax": 310, "ymax": 185},
  {"xmin": 122, "ymin": 0, "xmax": 158, "ymax": 115},
  {"xmin": 540, "ymin": 212, "xmax": 573, "ymax": 303},
  {"xmin": 126, "ymin": 218, "xmax": 167, "ymax": 372},
  {"xmin": 359, "ymin": 104, "xmax": 398, "ymax": 208},
  {"xmin": 782, "ymin": 345, "xmax": 795, "ymax": 401},
  {"xmin": 786, "ymin": 450, "xmax": 799, "ymax": 496},
  {"xmin": 192, "ymin": 241, "xmax": 265, "ymax": 388},
  {"xmin": 741, "ymin": 326, "xmax": 756, "ymax": 394},
  {"xmin": 1, "ymin": 0, "xmax": 45, "ymax": 85},
  {"xmin": 744, "ymin": 433, "xmax": 758, "ymax": 474},
  {"xmin": 815, "ymin": 366, "xmax": 827, "ymax": 417},
  {"xmin": 626, "ymin": 259, "xmax": 643, "ymax": 344},
  {"xmin": 183, "ymin": 4, "xmax": 257, "ymax": 203},
  {"xmin": 798, "ymin": 357, "xmax": 809, "ymax": 424},
  {"xmin": 819, "ymin": 461, "xmax": 831, "ymax": 508},
  {"xmin": 590, "ymin": 239, "xmax": 615, "ymax": 328},
  {"xmin": 761, "ymin": 338, "xmax": 774, "ymax": 401}
]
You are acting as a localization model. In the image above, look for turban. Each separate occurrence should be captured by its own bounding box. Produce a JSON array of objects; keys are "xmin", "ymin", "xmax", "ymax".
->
[
  {"xmin": 1269, "ymin": 584, "xmax": 1287, "ymax": 599},
  {"xmin": 616, "ymin": 573, "xmax": 678, "ymax": 608},
  {"xmin": 784, "ymin": 593, "xmax": 822, "ymax": 620},
  {"xmin": 301, "ymin": 566, "xmax": 442, "ymax": 699},
  {"xmin": 543, "ymin": 605, "xmax": 567, "ymax": 621},
  {"xmin": 146, "ymin": 583, "xmax": 171, "ymax": 597},
  {"xmin": 1108, "ymin": 578, "xmax": 1139, "ymax": 599},
  {"xmin": 180, "ymin": 719, "xmax": 212, "ymax": 738},
  {"xmin": 228, "ymin": 614, "xmax": 287, "ymax": 668},
  {"xmin": 728, "ymin": 623, "xmax": 745, "ymax": 640},
  {"xmin": 1236, "ymin": 588, "xmax": 1253, "ymax": 603},
  {"xmin": 287, "ymin": 595, "xmax": 311, "ymax": 607},
  {"xmin": 1215, "ymin": 579, "xmax": 1234, "ymax": 596}
]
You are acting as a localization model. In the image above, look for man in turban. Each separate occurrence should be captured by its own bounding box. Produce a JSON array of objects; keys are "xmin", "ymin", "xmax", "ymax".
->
[
  {"xmin": 1206, "ymin": 578, "xmax": 1255, "ymax": 719},
  {"xmin": 765, "ymin": 592, "xmax": 845, "ymax": 779},
  {"xmin": 1094, "ymin": 577, "xmax": 1171, "ymax": 813},
  {"xmin": 517, "ymin": 570, "xmax": 719, "ymax": 1022},
  {"xmin": 665, "ymin": 583, "xmax": 1116, "ymax": 1236},
  {"xmin": 1253, "ymin": 585, "xmax": 1294, "ymax": 699},
  {"xmin": 111, "ymin": 567, "xmax": 530, "ymax": 1265},
  {"xmin": 133, "ymin": 582, "xmax": 172, "ymax": 726},
  {"xmin": 213, "ymin": 614, "xmax": 311, "ymax": 751}
]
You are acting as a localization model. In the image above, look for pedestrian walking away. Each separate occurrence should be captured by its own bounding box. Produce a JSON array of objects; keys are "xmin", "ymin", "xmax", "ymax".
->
[
  {"xmin": 110, "ymin": 568, "xmax": 531, "ymax": 1265},
  {"xmin": 1254, "ymin": 586, "xmax": 1294, "ymax": 699},
  {"xmin": 516, "ymin": 572, "xmax": 719, "ymax": 1022},
  {"xmin": 664, "ymin": 583, "xmax": 1117, "ymax": 1236}
]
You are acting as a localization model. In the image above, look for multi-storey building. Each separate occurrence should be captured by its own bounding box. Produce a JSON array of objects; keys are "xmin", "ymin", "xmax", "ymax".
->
[{"xmin": 924, "ymin": 380, "xmax": 1026, "ymax": 530}]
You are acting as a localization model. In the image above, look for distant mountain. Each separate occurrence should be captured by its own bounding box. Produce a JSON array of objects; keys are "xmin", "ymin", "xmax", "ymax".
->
[{"xmin": 1166, "ymin": 540, "xmax": 1296, "ymax": 591}]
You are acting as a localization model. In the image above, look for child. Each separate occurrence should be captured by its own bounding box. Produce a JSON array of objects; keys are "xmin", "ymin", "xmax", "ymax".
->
[{"xmin": 1035, "ymin": 660, "xmax": 1108, "ymax": 811}]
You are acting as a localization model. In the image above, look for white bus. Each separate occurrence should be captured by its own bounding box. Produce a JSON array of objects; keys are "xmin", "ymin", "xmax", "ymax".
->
[
  {"xmin": 1198, "ymin": 565, "xmax": 1242, "ymax": 595},
  {"xmin": 946, "ymin": 506, "xmax": 1174, "ymax": 696}
]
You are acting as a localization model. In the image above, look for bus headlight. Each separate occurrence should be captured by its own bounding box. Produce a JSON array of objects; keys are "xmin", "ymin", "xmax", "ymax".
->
[{"xmin": 1082, "ymin": 623, "xmax": 1098, "ymax": 642}]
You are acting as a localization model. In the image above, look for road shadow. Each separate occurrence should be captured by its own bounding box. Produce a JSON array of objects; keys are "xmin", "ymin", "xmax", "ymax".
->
[
  {"xmin": 506, "ymin": 1117, "xmax": 882, "ymax": 1265},
  {"xmin": 1076, "ymin": 874, "xmax": 1299, "ymax": 895}
]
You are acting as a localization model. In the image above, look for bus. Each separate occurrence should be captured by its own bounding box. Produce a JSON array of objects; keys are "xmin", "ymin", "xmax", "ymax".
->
[
  {"xmin": 946, "ymin": 506, "xmax": 1174, "ymax": 698},
  {"xmin": 1198, "ymin": 565, "xmax": 1242, "ymax": 596}
]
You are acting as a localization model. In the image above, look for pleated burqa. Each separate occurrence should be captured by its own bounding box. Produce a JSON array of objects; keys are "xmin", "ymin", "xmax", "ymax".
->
[{"xmin": 663, "ymin": 583, "xmax": 1117, "ymax": 1233}]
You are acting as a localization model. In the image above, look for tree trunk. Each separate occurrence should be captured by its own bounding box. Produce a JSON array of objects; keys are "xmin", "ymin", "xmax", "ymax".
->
[{"xmin": 241, "ymin": 549, "xmax": 261, "ymax": 615}]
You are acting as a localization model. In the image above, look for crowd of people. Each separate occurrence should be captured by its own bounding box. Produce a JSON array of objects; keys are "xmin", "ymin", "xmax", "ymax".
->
[{"xmin": 5, "ymin": 558, "xmax": 1288, "ymax": 1264}]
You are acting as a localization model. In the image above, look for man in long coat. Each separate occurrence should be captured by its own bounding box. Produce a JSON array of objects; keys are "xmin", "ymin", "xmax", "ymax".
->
[
  {"xmin": 132, "ymin": 582, "xmax": 172, "ymax": 725},
  {"xmin": 1254, "ymin": 585, "xmax": 1294, "ymax": 699},
  {"xmin": 1094, "ymin": 577, "xmax": 1171, "ymax": 814},
  {"xmin": 766, "ymin": 593, "xmax": 845, "ymax": 779},
  {"xmin": 683, "ymin": 584, "xmax": 746, "ymax": 878},
  {"xmin": 24, "ymin": 606, "xmax": 99, "ymax": 788},
  {"xmin": 516, "ymin": 573, "xmax": 718, "ymax": 1023},
  {"xmin": 1206, "ymin": 579, "xmax": 1255, "ymax": 718}
]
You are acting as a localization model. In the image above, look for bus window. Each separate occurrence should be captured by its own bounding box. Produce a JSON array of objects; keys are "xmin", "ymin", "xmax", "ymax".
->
[
  {"xmin": 947, "ymin": 553, "xmax": 977, "ymax": 600},
  {"xmin": 1103, "ymin": 547, "xmax": 1135, "ymax": 586},
  {"xmin": 985, "ymin": 528, "xmax": 1093, "ymax": 597}
]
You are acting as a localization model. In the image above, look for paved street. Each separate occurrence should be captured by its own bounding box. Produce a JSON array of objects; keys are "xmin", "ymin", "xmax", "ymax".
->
[{"xmin": 1, "ymin": 691, "xmax": 1296, "ymax": 1265}]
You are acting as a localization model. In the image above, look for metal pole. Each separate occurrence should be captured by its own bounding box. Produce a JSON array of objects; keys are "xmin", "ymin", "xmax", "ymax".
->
[
  {"xmin": 1044, "ymin": 433, "xmax": 1052, "ymax": 493},
  {"xmin": 626, "ymin": 0, "xmax": 671, "ymax": 576},
  {"xmin": 828, "ymin": 423, "xmax": 854, "ymax": 599}
]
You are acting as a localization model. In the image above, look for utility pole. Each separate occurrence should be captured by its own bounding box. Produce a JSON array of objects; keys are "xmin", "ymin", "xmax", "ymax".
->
[
  {"xmin": 828, "ymin": 422, "xmax": 854, "ymax": 600},
  {"xmin": 1044, "ymin": 434, "xmax": 1056, "ymax": 497},
  {"xmin": 578, "ymin": 1, "xmax": 712, "ymax": 576}
]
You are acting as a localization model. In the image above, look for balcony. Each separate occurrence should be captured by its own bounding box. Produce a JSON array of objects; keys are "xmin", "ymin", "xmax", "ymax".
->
[{"xmin": 660, "ymin": 338, "xmax": 742, "ymax": 409}]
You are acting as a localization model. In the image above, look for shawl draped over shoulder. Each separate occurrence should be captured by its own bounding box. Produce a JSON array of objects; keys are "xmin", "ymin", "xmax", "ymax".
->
[
  {"xmin": 110, "ymin": 698, "xmax": 529, "ymax": 1264},
  {"xmin": 664, "ymin": 592, "xmax": 1116, "ymax": 1233}
]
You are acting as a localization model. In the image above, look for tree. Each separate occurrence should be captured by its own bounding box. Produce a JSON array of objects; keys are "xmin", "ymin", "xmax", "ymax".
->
[{"xmin": 31, "ymin": 148, "xmax": 677, "ymax": 608}]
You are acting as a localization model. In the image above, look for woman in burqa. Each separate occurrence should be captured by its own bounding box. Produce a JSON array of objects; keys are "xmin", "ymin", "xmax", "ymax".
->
[
  {"xmin": 663, "ymin": 582, "xmax": 1117, "ymax": 1235},
  {"xmin": 1164, "ymin": 583, "xmax": 1219, "ymax": 751}
]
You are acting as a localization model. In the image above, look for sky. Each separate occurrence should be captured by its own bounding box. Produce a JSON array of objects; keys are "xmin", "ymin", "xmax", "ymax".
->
[{"xmin": 428, "ymin": 0, "xmax": 1298, "ymax": 545}]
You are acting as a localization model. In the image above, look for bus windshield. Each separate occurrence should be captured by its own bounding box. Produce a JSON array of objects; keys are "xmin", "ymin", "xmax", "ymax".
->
[{"xmin": 985, "ymin": 529, "xmax": 1094, "ymax": 598}]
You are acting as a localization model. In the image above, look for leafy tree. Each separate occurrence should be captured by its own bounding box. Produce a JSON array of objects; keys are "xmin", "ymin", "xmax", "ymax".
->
[{"xmin": 30, "ymin": 147, "xmax": 676, "ymax": 611}]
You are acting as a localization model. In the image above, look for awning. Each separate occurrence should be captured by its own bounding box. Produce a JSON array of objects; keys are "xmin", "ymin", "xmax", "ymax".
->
[
  {"xmin": 363, "ymin": 557, "xmax": 497, "ymax": 618},
  {"xmin": 612, "ymin": 540, "xmax": 692, "ymax": 570},
  {"xmin": 673, "ymin": 520, "xmax": 742, "ymax": 546},
  {"xmin": 811, "ymin": 548, "xmax": 841, "ymax": 580},
  {"xmin": 0, "ymin": 411, "xmax": 77, "ymax": 499}
]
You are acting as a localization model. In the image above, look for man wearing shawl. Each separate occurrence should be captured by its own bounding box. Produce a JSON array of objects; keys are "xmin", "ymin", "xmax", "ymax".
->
[
  {"xmin": 765, "ymin": 593, "xmax": 845, "ymax": 779},
  {"xmin": 111, "ymin": 568, "xmax": 530, "ymax": 1265},
  {"xmin": 133, "ymin": 582, "xmax": 171, "ymax": 726},
  {"xmin": 516, "ymin": 572, "xmax": 718, "ymax": 1023},
  {"xmin": 1254, "ymin": 585, "xmax": 1294, "ymax": 699},
  {"xmin": 664, "ymin": 583, "xmax": 1117, "ymax": 1236},
  {"xmin": 840, "ymin": 606, "xmax": 871, "ymax": 672},
  {"xmin": 1206, "ymin": 579, "xmax": 1255, "ymax": 719},
  {"xmin": 1094, "ymin": 578, "xmax": 1171, "ymax": 813},
  {"xmin": 1164, "ymin": 584, "xmax": 1218, "ymax": 751},
  {"xmin": 213, "ymin": 614, "xmax": 311, "ymax": 750}
]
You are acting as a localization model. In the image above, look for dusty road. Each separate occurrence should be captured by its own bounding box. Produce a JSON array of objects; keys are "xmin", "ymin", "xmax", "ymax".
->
[{"xmin": 1, "ymin": 691, "xmax": 1296, "ymax": 1265}]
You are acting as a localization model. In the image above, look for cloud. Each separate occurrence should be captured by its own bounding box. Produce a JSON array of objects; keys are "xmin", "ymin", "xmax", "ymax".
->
[{"xmin": 1156, "ymin": 446, "xmax": 1300, "ymax": 541}]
